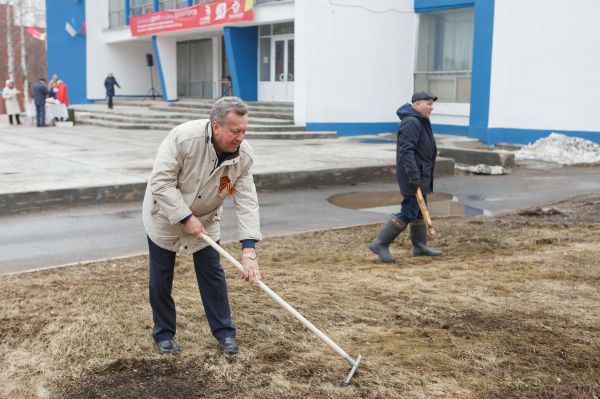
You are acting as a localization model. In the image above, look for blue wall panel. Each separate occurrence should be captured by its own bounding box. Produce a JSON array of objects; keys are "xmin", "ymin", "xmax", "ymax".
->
[
  {"xmin": 468, "ymin": 0, "xmax": 495, "ymax": 141},
  {"xmin": 45, "ymin": 0, "xmax": 88, "ymax": 104},
  {"xmin": 223, "ymin": 26, "xmax": 258, "ymax": 101},
  {"xmin": 152, "ymin": 36, "xmax": 172, "ymax": 101}
]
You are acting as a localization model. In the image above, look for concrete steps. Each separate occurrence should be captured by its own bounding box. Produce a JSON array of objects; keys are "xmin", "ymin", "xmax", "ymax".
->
[
  {"xmin": 76, "ymin": 117, "xmax": 307, "ymax": 133},
  {"xmin": 76, "ymin": 111, "xmax": 295, "ymax": 126},
  {"xmin": 71, "ymin": 99, "xmax": 313, "ymax": 138},
  {"xmin": 152, "ymin": 105, "xmax": 294, "ymax": 121},
  {"xmin": 75, "ymin": 117, "xmax": 334, "ymax": 139}
]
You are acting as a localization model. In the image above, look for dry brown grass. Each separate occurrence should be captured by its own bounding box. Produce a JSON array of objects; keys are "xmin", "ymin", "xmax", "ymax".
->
[{"xmin": 1, "ymin": 195, "xmax": 600, "ymax": 398}]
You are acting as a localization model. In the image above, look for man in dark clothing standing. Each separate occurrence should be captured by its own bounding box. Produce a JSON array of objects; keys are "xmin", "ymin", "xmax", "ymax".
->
[
  {"xmin": 32, "ymin": 78, "xmax": 49, "ymax": 127},
  {"xmin": 104, "ymin": 72, "xmax": 121, "ymax": 109},
  {"xmin": 369, "ymin": 91, "xmax": 443, "ymax": 262}
]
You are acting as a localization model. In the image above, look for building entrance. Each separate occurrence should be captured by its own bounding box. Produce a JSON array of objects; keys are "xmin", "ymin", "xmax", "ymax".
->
[
  {"xmin": 258, "ymin": 23, "xmax": 294, "ymax": 102},
  {"xmin": 177, "ymin": 39, "xmax": 213, "ymax": 98}
]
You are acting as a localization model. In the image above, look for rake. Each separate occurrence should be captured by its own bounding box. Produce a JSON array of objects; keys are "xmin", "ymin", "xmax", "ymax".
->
[{"xmin": 201, "ymin": 233, "xmax": 362, "ymax": 386}]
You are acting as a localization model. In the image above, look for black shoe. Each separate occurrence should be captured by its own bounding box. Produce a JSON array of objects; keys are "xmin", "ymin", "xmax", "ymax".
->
[
  {"xmin": 218, "ymin": 337, "xmax": 238, "ymax": 354},
  {"xmin": 156, "ymin": 339, "xmax": 180, "ymax": 355}
]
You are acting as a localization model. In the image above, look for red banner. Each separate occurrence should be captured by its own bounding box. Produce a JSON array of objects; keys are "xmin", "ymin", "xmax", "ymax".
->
[{"xmin": 130, "ymin": 0, "xmax": 254, "ymax": 37}]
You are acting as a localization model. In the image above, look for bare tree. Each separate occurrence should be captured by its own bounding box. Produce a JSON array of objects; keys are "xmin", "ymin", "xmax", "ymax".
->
[
  {"xmin": 5, "ymin": 1, "xmax": 14, "ymax": 80},
  {"xmin": 16, "ymin": 0, "xmax": 29, "ymax": 101}
]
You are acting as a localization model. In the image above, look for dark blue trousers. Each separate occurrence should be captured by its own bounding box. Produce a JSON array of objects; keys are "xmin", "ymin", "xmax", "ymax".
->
[
  {"xmin": 148, "ymin": 236, "xmax": 236, "ymax": 343},
  {"xmin": 395, "ymin": 194, "xmax": 426, "ymax": 224},
  {"xmin": 35, "ymin": 104, "xmax": 45, "ymax": 126}
]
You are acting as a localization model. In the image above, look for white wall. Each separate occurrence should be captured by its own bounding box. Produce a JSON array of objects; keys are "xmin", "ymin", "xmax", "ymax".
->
[
  {"xmin": 86, "ymin": 2, "xmax": 155, "ymax": 99},
  {"xmin": 489, "ymin": 0, "xmax": 600, "ymax": 132},
  {"xmin": 430, "ymin": 103, "xmax": 470, "ymax": 126},
  {"xmin": 253, "ymin": 0, "xmax": 295, "ymax": 23},
  {"xmin": 295, "ymin": 0, "xmax": 416, "ymax": 125}
]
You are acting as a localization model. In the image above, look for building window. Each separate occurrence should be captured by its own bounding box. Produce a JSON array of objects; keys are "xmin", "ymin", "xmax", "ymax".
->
[
  {"xmin": 272, "ymin": 22, "xmax": 294, "ymax": 35},
  {"xmin": 109, "ymin": 0, "xmax": 126, "ymax": 28},
  {"xmin": 159, "ymin": 0, "xmax": 189, "ymax": 10},
  {"xmin": 130, "ymin": 0, "xmax": 155, "ymax": 17},
  {"xmin": 258, "ymin": 23, "xmax": 294, "ymax": 82},
  {"xmin": 415, "ymin": 8, "xmax": 474, "ymax": 103},
  {"xmin": 259, "ymin": 37, "xmax": 271, "ymax": 81},
  {"xmin": 192, "ymin": 0, "xmax": 213, "ymax": 4}
]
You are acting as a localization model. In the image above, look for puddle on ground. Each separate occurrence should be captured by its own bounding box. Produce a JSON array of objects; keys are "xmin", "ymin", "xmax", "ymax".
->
[
  {"xmin": 327, "ymin": 191, "xmax": 489, "ymax": 217},
  {"xmin": 465, "ymin": 194, "xmax": 486, "ymax": 201}
]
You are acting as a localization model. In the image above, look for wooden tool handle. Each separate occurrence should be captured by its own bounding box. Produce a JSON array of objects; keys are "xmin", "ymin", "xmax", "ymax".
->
[{"xmin": 415, "ymin": 188, "xmax": 436, "ymax": 236}]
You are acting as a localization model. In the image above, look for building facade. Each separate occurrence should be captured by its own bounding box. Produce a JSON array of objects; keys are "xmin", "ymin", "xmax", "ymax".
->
[{"xmin": 46, "ymin": 0, "xmax": 600, "ymax": 144}]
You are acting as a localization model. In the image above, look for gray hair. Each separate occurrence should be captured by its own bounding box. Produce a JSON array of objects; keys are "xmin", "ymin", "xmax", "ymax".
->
[{"xmin": 209, "ymin": 96, "xmax": 248, "ymax": 124}]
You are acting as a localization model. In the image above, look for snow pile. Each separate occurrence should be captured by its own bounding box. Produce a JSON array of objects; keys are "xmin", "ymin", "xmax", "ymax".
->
[{"xmin": 515, "ymin": 133, "xmax": 600, "ymax": 165}]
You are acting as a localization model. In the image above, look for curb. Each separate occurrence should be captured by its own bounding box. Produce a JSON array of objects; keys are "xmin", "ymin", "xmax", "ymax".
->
[
  {"xmin": 438, "ymin": 146, "xmax": 515, "ymax": 167},
  {"xmin": 0, "ymin": 158, "xmax": 455, "ymax": 214}
]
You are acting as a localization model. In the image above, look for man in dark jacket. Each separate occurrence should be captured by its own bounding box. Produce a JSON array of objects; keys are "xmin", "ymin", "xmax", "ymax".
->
[
  {"xmin": 104, "ymin": 72, "xmax": 121, "ymax": 109},
  {"xmin": 369, "ymin": 91, "xmax": 443, "ymax": 262},
  {"xmin": 32, "ymin": 78, "xmax": 49, "ymax": 127}
]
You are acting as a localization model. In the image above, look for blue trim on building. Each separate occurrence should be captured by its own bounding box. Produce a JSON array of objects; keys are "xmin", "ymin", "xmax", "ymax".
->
[
  {"xmin": 468, "ymin": 0, "xmax": 495, "ymax": 141},
  {"xmin": 485, "ymin": 128, "xmax": 600, "ymax": 145},
  {"xmin": 305, "ymin": 122, "xmax": 399, "ymax": 136},
  {"xmin": 431, "ymin": 124, "xmax": 469, "ymax": 135},
  {"xmin": 45, "ymin": 0, "xmax": 89, "ymax": 104},
  {"xmin": 223, "ymin": 26, "xmax": 258, "ymax": 101},
  {"xmin": 415, "ymin": 0, "xmax": 474, "ymax": 12},
  {"xmin": 153, "ymin": 0, "xmax": 159, "ymax": 11},
  {"xmin": 152, "ymin": 36, "xmax": 168, "ymax": 101},
  {"xmin": 432, "ymin": 125, "xmax": 600, "ymax": 145},
  {"xmin": 187, "ymin": 0, "xmax": 193, "ymax": 6}
]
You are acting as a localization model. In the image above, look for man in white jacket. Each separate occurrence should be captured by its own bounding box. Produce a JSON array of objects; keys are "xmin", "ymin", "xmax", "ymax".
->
[
  {"xmin": 2, "ymin": 80, "xmax": 22, "ymax": 125},
  {"xmin": 142, "ymin": 97, "xmax": 262, "ymax": 355}
]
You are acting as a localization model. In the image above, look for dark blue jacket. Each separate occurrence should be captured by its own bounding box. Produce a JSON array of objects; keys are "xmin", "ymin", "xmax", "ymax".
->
[
  {"xmin": 32, "ymin": 80, "xmax": 49, "ymax": 106},
  {"xmin": 104, "ymin": 76, "xmax": 120, "ymax": 97},
  {"xmin": 395, "ymin": 103, "xmax": 437, "ymax": 196}
]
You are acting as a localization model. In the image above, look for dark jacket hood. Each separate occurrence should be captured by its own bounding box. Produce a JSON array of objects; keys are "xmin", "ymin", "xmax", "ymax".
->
[{"xmin": 396, "ymin": 103, "xmax": 427, "ymax": 121}]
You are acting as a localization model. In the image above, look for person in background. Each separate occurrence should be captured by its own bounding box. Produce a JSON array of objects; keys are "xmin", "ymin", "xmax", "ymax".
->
[
  {"xmin": 56, "ymin": 80, "xmax": 69, "ymax": 107},
  {"xmin": 368, "ymin": 90, "xmax": 444, "ymax": 263},
  {"xmin": 48, "ymin": 74, "xmax": 59, "ymax": 99},
  {"xmin": 104, "ymin": 72, "xmax": 121, "ymax": 110},
  {"xmin": 2, "ymin": 79, "xmax": 22, "ymax": 125},
  {"xmin": 32, "ymin": 78, "xmax": 49, "ymax": 127}
]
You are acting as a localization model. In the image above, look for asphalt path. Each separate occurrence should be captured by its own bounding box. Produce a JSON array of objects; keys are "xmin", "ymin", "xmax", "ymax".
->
[{"xmin": 2, "ymin": 163, "xmax": 599, "ymax": 275}]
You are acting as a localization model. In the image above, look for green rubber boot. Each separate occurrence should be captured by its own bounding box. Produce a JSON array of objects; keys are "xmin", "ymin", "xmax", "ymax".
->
[
  {"xmin": 410, "ymin": 219, "xmax": 443, "ymax": 257},
  {"xmin": 368, "ymin": 215, "xmax": 408, "ymax": 263}
]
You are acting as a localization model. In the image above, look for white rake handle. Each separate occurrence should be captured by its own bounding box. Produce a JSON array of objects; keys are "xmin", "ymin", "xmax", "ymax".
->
[{"xmin": 200, "ymin": 233, "xmax": 356, "ymax": 366}]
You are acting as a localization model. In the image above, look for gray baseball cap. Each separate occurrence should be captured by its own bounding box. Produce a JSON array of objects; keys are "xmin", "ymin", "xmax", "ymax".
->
[{"xmin": 411, "ymin": 90, "xmax": 438, "ymax": 102}]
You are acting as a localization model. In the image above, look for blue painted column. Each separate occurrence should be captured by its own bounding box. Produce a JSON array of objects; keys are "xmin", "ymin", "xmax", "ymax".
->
[
  {"xmin": 468, "ymin": 0, "xmax": 495, "ymax": 143},
  {"xmin": 152, "ymin": 37, "xmax": 169, "ymax": 101},
  {"xmin": 223, "ymin": 26, "xmax": 258, "ymax": 101},
  {"xmin": 125, "ymin": 0, "xmax": 131, "ymax": 25}
]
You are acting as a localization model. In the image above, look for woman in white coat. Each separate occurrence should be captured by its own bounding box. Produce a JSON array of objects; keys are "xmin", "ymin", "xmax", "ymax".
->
[{"xmin": 2, "ymin": 80, "xmax": 22, "ymax": 125}]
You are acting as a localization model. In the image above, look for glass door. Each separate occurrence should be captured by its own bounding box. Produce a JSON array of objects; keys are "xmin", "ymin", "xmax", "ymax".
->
[
  {"xmin": 177, "ymin": 39, "xmax": 213, "ymax": 98},
  {"xmin": 258, "ymin": 34, "xmax": 294, "ymax": 102}
]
